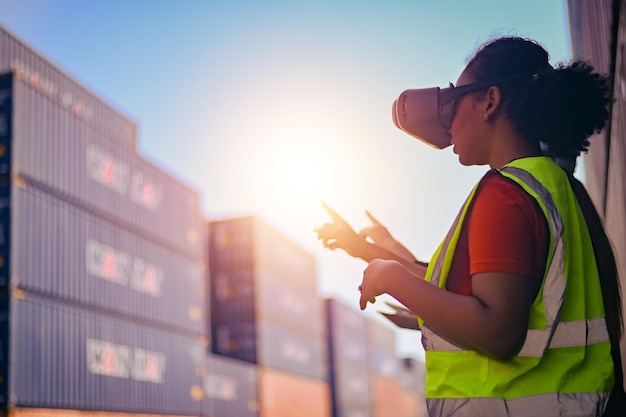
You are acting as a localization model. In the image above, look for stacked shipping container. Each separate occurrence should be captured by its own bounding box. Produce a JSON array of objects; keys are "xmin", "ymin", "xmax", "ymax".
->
[
  {"xmin": 208, "ymin": 215, "xmax": 330, "ymax": 417},
  {"xmin": 0, "ymin": 26, "xmax": 137, "ymax": 151},
  {"xmin": 396, "ymin": 357, "xmax": 427, "ymax": 417},
  {"xmin": 0, "ymin": 25, "xmax": 209, "ymax": 415},
  {"xmin": 204, "ymin": 354, "xmax": 259, "ymax": 417},
  {"xmin": 0, "ymin": 23, "xmax": 428, "ymax": 417},
  {"xmin": 366, "ymin": 319, "xmax": 403, "ymax": 417},
  {"xmin": 325, "ymin": 298, "xmax": 372, "ymax": 417}
]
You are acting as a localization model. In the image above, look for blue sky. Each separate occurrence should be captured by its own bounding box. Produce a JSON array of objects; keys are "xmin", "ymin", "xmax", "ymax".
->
[{"xmin": 0, "ymin": 0, "xmax": 571, "ymax": 358}]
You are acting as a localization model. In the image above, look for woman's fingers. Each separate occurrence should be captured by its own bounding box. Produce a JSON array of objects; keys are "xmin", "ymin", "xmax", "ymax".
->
[
  {"xmin": 322, "ymin": 202, "xmax": 348, "ymax": 225},
  {"xmin": 365, "ymin": 210, "xmax": 383, "ymax": 226}
]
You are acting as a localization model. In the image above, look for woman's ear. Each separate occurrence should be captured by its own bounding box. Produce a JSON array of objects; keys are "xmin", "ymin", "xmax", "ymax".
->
[{"xmin": 483, "ymin": 86, "xmax": 502, "ymax": 121}]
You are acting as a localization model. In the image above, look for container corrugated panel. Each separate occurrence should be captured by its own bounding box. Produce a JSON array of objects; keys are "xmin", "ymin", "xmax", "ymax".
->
[
  {"xmin": 333, "ymin": 402, "xmax": 372, "ymax": 417},
  {"xmin": 366, "ymin": 320, "xmax": 398, "ymax": 377},
  {"xmin": 254, "ymin": 267, "xmax": 325, "ymax": 336},
  {"xmin": 6, "ymin": 294, "xmax": 209, "ymax": 415},
  {"xmin": 205, "ymin": 354, "xmax": 259, "ymax": 417},
  {"xmin": 212, "ymin": 317, "xmax": 327, "ymax": 380},
  {"xmin": 11, "ymin": 182, "xmax": 206, "ymax": 336},
  {"xmin": 252, "ymin": 217, "xmax": 317, "ymax": 290},
  {"xmin": 209, "ymin": 216, "xmax": 317, "ymax": 291},
  {"xmin": 330, "ymin": 360, "xmax": 371, "ymax": 405},
  {"xmin": 210, "ymin": 264, "xmax": 325, "ymax": 337},
  {"xmin": 566, "ymin": 0, "xmax": 613, "ymax": 74},
  {"xmin": 0, "ymin": 26, "xmax": 137, "ymax": 150},
  {"xmin": 398, "ymin": 391, "xmax": 427, "ymax": 417},
  {"xmin": 368, "ymin": 348, "xmax": 398, "ymax": 378},
  {"xmin": 566, "ymin": 0, "xmax": 615, "ymax": 212},
  {"xmin": 7, "ymin": 409, "xmax": 195, "ymax": 417},
  {"xmin": 258, "ymin": 367, "xmax": 331, "ymax": 417},
  {"xmin": 208, "ymin": 217, "xmax": 255, "ymax": 270},
  {"xmin": 366, "ymin": 318, "xmax": 396, "ymax": 352},
  {"xmin": 325, "ymin": 298, "xmax": 369, "ymax": 367},
  {"xmin": 397, "ymin": 357, "xmax": 425, "ymax": 394},
  {"xmin": 369, "ymin": 375, "xmax": 404, "ymax": 417},
  {"xmin": 0, "ymin": 73, "xmax": 14, "ymax": 410},
  {"xmin": 211, "ymin": 321, "xmax": 257, "ymax": 364},
  {"xmin": 10, "ymin": 77, "xmax": 205, "ymax": 258},
  {"xmin": 209, "ymin": 267, "xmax": 256, "ymax": 325},
  {"xmin": 325, "ymin": 298, "xmax": 368, "ymax": 341},
  {"xmin": 257, "ymin": 318, "xmax": 327, "ymax": 380}
]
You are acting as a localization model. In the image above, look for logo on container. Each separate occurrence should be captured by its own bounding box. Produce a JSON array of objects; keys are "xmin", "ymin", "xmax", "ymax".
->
[
  {"xmin": 86, "ymin": 239, "xmax": 164, "ymax": 297},
  {"xmin": 86, "ymin": 145, "xmax": 162, "ymax": 210},
  {"xmin": 86, "ymin": 145, "xmax": 129, "ymax": 195},
  {"xmin": 86, "ymin": 338, "xmax": 166, "ymax": 383},
  {"xmin": 130, "ymin": 172, "xmax": 162, "ymax": 211},
  {"xmin": 11, "ymin": 59, "xmax": 94, "ymax": 121},
  {"xmin": 281, "ymin": 340, "xmax": 311, "ymax": 364},
  {"xmin": 204, "ymin": 373, "xmax": 239, "ymax": 401}
]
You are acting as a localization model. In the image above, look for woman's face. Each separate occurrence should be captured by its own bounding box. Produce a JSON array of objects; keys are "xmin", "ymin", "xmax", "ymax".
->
[{"xmin": 448, "ymin": 72, "xmax": 491, "ymax": 166}]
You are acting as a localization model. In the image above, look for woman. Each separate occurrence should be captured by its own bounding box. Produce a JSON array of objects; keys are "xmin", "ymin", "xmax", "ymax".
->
[{"xmin": 316, "ymin": 36, "xmax": 624, "ymax": 417}]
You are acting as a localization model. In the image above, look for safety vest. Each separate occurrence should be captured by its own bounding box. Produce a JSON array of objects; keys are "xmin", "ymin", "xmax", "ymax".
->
[{"xmin": 420, "ymin": 156, "xmax": 613, "ymax": 417}]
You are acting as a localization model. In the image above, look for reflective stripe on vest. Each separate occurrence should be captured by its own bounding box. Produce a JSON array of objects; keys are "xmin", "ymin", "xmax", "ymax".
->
[{"xmin": 427, "ymin": 392, "xmax": 607, "ymax": 417}]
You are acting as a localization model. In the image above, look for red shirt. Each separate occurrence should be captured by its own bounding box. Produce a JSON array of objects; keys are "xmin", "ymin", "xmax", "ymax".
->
[{"xmin": 446, "ymin": 171, "xmax": 549, "ymax": 296}]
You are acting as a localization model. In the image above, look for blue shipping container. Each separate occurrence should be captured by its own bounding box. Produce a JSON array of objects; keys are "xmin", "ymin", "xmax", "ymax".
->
[
  {"xmin": 3, "ymin": 293, "xmax": 210, "ymax": 415},
  {"xmin": 210, "ymin": 265, "xmax": 325, "ymax": 337},
  {"xmin": 6, "ymin": 74, "xmax": 204, "ymax": 258},
  {"xmin": 10, "ymin": 181, "xmax": 206, "ymax": 336},
  {"xmin": 205, "ymin": 354, "xmax": 259, "ymax": 417},
  {"xmin": 0, "ymin": 25, "xmax": 137, "ymax": 150},
  {"xmin": 209, "ymin": 216, "xmax": 317, "ymax": 291},
  {"xmin": 212, "ymin": 317, "xmax": 327, "ymax": 380}
]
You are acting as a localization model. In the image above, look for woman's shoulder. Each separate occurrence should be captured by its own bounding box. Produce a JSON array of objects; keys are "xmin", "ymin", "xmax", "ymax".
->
[{"xmin": 475, "ymin": 170, "xmax": 546, "ymax": 221}]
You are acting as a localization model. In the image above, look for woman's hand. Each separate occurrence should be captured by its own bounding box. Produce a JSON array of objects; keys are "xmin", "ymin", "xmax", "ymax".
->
[
  {"xmin": 358, "ymin": 211, "xmax": 395, "ymax": 247},
  {"xmin": 359, "ymin": 258, "xmax": 405, "ymax": 310},
  {"xmin": 315, "ymin": 202, "xmax": 368, "ymax": 260},
  {"xmin": 358, "ymin": 211, "xmax": 418, "ymax": 263}
]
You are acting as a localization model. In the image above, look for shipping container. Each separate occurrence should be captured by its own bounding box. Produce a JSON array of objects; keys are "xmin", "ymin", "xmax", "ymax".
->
[
  {"xmin": 209, "ymin": 216, "xmax": 317, "ymax": 291},
  {"xmin": 325, "ymin": 298, "xmax": 369, "ymax": 366},
  {"xmin": 324, "ymin": 298, "xmax": 371, "ymax": 416},
  {"xmin": 207, "ymin": 216, "xmax": 326, "ymax": 379},
  {"xmin": 396, "ymin": 358, "xmax": 427, "ymax": 417},
  {"xmin": 4, "ymin": 409, "xmax": 194, "ymax": 417},
  {"xmin": 210, "ymin": 265, "xmax": 324, "ymax": 337},
  {"xmin": 8, "ymin": 180, "xmax": 206, "ymax": 336},
  {"xmin": 396, "ymin": 357, "xmax": 425, "ymax": 395},
  {"xmin": 0, "ymin": 293, "xmax": 209, "ymax": 415},
  {"xmin": 0, "ymin": 74, "xmax": 206, "ymax": 258},
  {"xmin": 205, "ymin": 354, "xmax": 259, "ymax": 417},
  {"xmin": 212, "ymin": 317, "xmax": 327, "ymax": 380},
  {"xmin": 258, "ymin": 368, "xmax": 331, "ymax": 417},
  {"xmin": 333, "ymin": 403, "xmax": 372, "ymax": 417},
  {"xmin": 0, "ymin": 25, "xmax": 137, "ymax": 150},
  {"xmin": 369, "ymin": 375, "xmax": 404, "ymax": 417},
  {"xmin": 398, "ymin": 391, "xmax": 427, "ymax": 417},
  {"xmin": 330, "ymin": 360, "xmax": 371, "ymax": 406},
  {"xmin": 366, "ymin": 320, "xmax": 398, "ymax": 377}
]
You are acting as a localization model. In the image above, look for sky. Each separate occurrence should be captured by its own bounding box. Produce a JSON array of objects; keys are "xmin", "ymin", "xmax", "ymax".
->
[{"xmin": 0, "ymin": 0, "xmax": 572, "ymax": 359}]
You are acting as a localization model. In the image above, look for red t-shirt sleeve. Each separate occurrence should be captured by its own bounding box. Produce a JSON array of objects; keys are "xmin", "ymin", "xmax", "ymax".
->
[{"xmin": 445, "ymin": 171, "xmax": 549, "ymax": 296}]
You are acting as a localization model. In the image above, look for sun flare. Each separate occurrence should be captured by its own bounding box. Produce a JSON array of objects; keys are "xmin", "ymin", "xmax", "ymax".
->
[{"xmin": 242, "ymin": 124, "xmax": 364, "ymax": 244}]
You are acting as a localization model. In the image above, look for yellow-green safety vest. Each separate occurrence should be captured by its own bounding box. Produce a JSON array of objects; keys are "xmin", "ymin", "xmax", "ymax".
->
[{"xmin": 419, "ymin": 156, "xmax": 613, "ymax": 417}]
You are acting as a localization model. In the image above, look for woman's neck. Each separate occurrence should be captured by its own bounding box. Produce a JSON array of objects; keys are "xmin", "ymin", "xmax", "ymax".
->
[{"xmin": 487, "ymin": 122, "xmax": 542, "ymax": 169}]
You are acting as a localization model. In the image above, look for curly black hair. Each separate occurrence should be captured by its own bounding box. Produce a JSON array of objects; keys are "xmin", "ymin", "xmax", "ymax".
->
[{"xmin": 463, "ymin": 36, "xmax": 611, "ymax": 155}]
